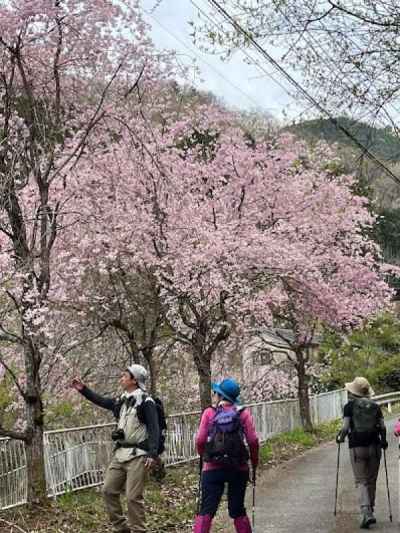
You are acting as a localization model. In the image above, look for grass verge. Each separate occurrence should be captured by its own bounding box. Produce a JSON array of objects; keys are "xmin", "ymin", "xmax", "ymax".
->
[
  {"xmin": 1, "ymin": 466, "xmax": 199, "ymax": 533},
  {"xmin": 1, "ymin": 420, "xmax": 341, "ymax": 533},
  {"xmin": 259, "ymin": 419, "xmax": 341, "ymax": 468}
]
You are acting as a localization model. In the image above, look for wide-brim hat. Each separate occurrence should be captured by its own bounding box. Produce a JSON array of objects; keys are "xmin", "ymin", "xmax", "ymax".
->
[
  {"xmin": 212, "ymin": 378, "xmax": 240, "ymax": 404},
  {"xmin": 345, "ymin": 377, "xmax": 374, "ymax": 398}
]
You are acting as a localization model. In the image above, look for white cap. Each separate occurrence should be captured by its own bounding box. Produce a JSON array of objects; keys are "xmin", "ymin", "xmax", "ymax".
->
[{"xmin": 127, "ymin": 364, "xmax": 147, "ymax": 391}]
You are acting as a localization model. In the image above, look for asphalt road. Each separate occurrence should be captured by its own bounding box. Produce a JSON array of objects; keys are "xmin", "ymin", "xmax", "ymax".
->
[{"xmin": 253, "ymin": 419, "xmax": 399, "ymax": 533}]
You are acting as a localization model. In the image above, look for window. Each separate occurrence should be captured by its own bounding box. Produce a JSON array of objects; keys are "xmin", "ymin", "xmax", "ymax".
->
[{"xmin": 253, "ymin": 348, "xmax": 273, "ymax": 366}]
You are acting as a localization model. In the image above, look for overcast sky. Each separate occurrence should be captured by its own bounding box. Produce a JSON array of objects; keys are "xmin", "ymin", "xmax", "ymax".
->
[{"xmin": 141, "ymin": 0, "xmax": 300, "ymax": 120}]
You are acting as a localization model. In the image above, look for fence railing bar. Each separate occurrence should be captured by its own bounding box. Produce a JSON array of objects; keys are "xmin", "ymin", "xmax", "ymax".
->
[{"xmin": 4, "ymin": 387, "xmax": 385, "ymax": 511}]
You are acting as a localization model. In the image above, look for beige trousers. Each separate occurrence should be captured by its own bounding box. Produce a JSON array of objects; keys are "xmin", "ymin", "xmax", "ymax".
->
[
  {"xmin": 103, "ymin": 455, "xmax": 147, "ymax": 533},
  {"xmin": 350, "ymin": 445, "xmax": 381, "ymax": 512}
]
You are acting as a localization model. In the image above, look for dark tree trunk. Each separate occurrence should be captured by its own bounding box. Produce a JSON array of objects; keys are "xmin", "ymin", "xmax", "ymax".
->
[
  {"xmin": 176, "ymin": 294, "xmax": 230, "ymax": 410},
  {"xmin": 24, "ymin": 343, "xmax": 47, "ymax": 503},
  {"xmin": 193, "ymin": 349, "xmax": 212, "ymax": 410},
  {"xmin": 143, "ymin": 348, "xmax": 159, "ymax": 396},
  {"xmin": 296, "ymin": 349, "xmax": 313, "ymax": 432},
  {"xmin": 25, "ymin": 415, "xmax": 46, "ymax": 503}
]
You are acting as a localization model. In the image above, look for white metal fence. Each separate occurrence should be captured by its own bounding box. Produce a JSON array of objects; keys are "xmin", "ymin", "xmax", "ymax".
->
[
  {"xmin": 0, "ymin": 437, "xmax": 27, "ymax": 510},
  {"xmin": 0, "ymin": 388, "xmax": 348, "ymax": 510}
]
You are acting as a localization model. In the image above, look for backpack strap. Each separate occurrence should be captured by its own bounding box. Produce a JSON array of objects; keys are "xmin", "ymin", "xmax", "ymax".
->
[
  {"xmin": 140, "ymin": 392, "xmax": 155, "ymax": 404},
  {"xmin": 114, "ymin": 394, "xmax": 137, "ymax": 420}
]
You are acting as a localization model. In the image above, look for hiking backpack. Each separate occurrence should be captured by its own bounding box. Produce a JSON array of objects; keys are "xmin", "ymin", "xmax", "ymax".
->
[
  {"xmin": 203, "ymin": 406, "xmax": 249, "ymax": 467},
  {"xmin": 137, "ymin": 394, "xmax": 167, "ymax": 455},
  {"xmin": 153, "ymin": 396, "xmax": 167, "ymax": 455},
  {"xmin": 352, "ymin": 398, "xmax": 380, "ymax": 434}
]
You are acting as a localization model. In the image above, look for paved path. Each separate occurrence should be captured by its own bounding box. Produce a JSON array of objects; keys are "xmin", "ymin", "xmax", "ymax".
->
[
  {"xmin": 252, "ymin": 419, "xmax": 398, "ymax": 532},
  {"xmin": 217, "ymin": 419, "xmax": 399, "ymax": 532}
]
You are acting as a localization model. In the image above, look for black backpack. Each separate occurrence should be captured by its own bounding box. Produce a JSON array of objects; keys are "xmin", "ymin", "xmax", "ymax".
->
[
  {"xmin": 203, "ymin": 406, "xmax": 249, "ymax": 467},
  {"xmin": 352, "ymin": 398, "xmax": 380, "ymax": 434},
  {"xmin": 153, "ymin": 396, "xmax": 167, "ymax": 455},
  {"xmin": 137, "ymin": 394, "xmax": 167, "ymax": 455}
]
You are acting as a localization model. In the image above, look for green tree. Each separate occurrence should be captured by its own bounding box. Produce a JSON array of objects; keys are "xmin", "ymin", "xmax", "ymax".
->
[{"xmin": 320, "ymin": 313, "xmax": 400, "ymax": 392}]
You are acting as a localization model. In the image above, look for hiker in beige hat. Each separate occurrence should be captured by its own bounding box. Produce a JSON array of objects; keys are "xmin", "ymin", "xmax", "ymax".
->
[
  {"xmin": 336, "ymin": 377, "xmax": 387, "ymax": 529},
  {"xmin": 345, "ymin": 377, "xmax": 375, "ymax": 398}
]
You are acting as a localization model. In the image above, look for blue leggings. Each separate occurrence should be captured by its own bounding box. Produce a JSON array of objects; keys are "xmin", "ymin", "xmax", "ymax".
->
[{"xmin": 200, "ymin": 469, "xmax": 249, "ymax": 518}]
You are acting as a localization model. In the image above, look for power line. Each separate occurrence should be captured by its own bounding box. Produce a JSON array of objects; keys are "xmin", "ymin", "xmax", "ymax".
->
[
  {"xmin": 194, "ymin": 0, "xmax": 378, "ymax": 133},
  {"xmin": 191, "ymin": 0, "xmax": 297, "ymax": 110},
  {"xmin": 149, "ymin": 0, "xmax": 165, "ymax": 14},
  {"xmin": 285, "ymin": 0, "xmax": 400, "ymax": 128},
  {"xmin": 194, "ymin": 0, "xmax": 380, "ymax": 128},
  {"xmin": 145, "ymin": 8, "xmax": 275, "ymax": 112},
  {"xmin": 270, "ymin": 0, "xmax": 392, "ymax": 157},
  {"xmin": 279, "ymin": 3, "xmax": 400, "ymax": 165},
  {"xmin": 204, "ymin": 0, "xmax": 400, "ymax": 188}
]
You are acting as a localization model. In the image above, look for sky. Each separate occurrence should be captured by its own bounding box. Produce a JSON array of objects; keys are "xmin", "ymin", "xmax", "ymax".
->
[{"xmin": 141, "ymin": 0, "xmax": 300, "ymax": 121}]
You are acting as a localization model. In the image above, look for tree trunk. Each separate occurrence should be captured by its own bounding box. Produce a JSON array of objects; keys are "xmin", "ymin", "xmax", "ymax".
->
[
  {"xmin": 25, "ymin": 413, "xmax": 46, "ymax": 503},
  {"xmin": 296, "ymin": 350, "xmax": 313, "ymax": 432},
  {"xmin": 24, "ymin": 344, "xmax": 47, "ymax": 504},
  {"xmin": 144, "ymin": 350, "xmax": 159, "ymax": 396},
  {"xmin": 193, "ymin": 350, "xmax": 212, "ymax": 410}
]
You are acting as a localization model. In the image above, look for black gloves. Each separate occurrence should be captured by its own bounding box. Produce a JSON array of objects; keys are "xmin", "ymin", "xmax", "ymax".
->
[{"xmin": 336, "ymin": 431, "xmax": 345, "ymax": 444}]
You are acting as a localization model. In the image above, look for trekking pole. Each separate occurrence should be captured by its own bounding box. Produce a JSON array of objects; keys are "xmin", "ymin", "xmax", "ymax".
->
[
  {"xmin": 334, "ymin": 442, "xmax": 340, "ymax": 516},
  {"xmin": 383, "ymin": 448, "xmax": 393, "ymax": 522},
  {"xmin": 252, "ymin": 466, "xmax": 256, "ymax": 532}
]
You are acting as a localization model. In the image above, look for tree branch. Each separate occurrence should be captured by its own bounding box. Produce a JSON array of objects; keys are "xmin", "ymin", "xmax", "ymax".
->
[
  {"xmin": 0, "ymin": 353, "xmax": 26, "ymax": 399},
  {"xmin": 0, "ymin": 425, "xmax": 28, "ymax": 441}
]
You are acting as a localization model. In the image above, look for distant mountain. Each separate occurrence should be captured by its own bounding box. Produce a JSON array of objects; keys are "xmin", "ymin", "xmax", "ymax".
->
[{"xmin": 286, "ymin": 117, "xmax": 400, "ymax": 162}]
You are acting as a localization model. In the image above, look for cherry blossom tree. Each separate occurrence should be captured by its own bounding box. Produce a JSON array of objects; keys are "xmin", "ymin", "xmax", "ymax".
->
[
  {"xmin": 65, "ymin": 93, "xmax": 392, "ymax": 411},
  {"xmin": 243, "ymin": 140, "xmax": 394, "ymax": 429},
  {"xmin": 0, "ymin": 0, "xmax": 161, "ymax": 502},
  {"xmin": 70, "ymin": 265, "xmax": 175, "ymax": 395}
]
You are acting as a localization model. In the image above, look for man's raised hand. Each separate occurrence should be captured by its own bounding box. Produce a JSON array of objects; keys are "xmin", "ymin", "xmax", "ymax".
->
[{"xmin": 71, "ymin": 377, "xmax": 85, "ymax": 391}]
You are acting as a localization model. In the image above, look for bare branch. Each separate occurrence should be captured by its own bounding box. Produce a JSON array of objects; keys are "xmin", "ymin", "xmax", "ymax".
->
[
  {"xmin": 124, "ymin": 63, "xmax": 146, "ymax": 99},
  {"xmin": 0, "ymin": 353, "xmax": 26, "ymax": 400},
  {"xmin": 327, "ymin": 0, "xmax": 399, "ymax": 27}
]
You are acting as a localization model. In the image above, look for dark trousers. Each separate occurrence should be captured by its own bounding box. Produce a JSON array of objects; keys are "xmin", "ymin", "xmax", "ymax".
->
[{"xmin": 200, "ymin": 468, "xmax": 249, "ymax": 518}]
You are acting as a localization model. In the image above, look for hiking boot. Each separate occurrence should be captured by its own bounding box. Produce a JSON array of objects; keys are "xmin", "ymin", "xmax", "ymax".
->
[
  {"xmin": 234, "ymin": 515, "xmax": 252, "ymax": 533},
  {"xmin": 368, "ymin": 506, "xmax": 376, "ymax": 524},
  {"xmin": 360, "ymin": 514, "xmax": 374, "ymax": 529},
  {"xmin": 193, "ymin": 514, "xmax": 212, "ymax": 533}
]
